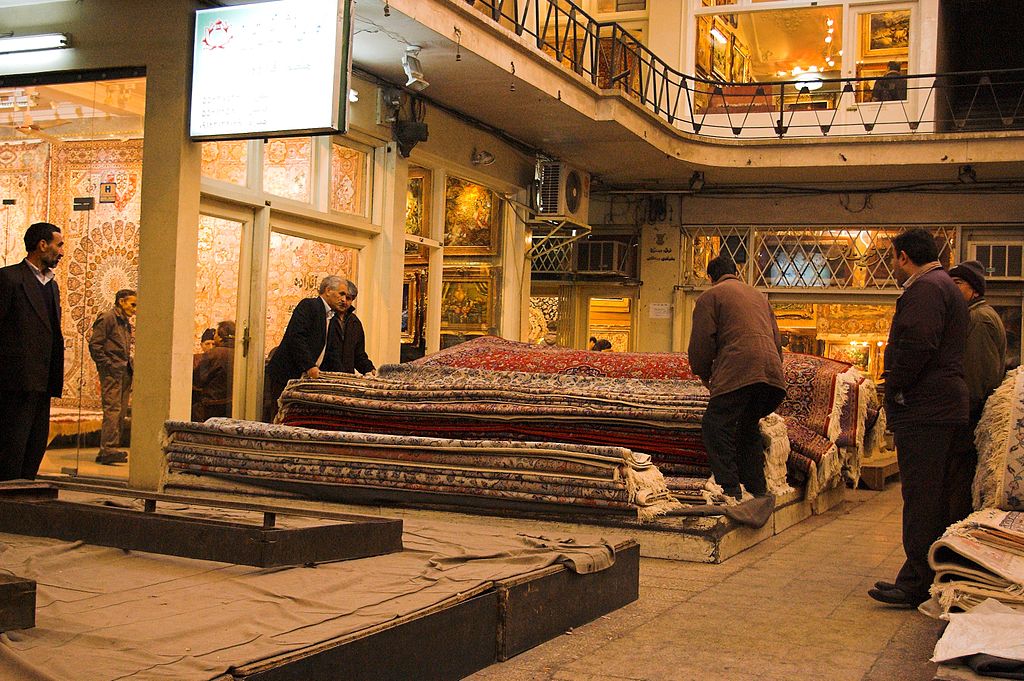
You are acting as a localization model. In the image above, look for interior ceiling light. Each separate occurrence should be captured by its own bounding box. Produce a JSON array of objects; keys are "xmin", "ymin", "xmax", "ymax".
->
[
  {"xmin": 402, "ymin": 46, "xmax": 429, "ymax": 92},
  {"xmin": 795, "ymin": 72, "xmax": 824, "ymax": 91},
  {"xmin": 0, "ymin": 33, "xmax": 70, "ymax": 55}
]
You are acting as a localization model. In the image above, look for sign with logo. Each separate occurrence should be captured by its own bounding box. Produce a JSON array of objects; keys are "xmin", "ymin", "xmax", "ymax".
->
[
  {"xmin": 98, "ymin": 182, "xmax": 116, "ymax": 204},
  {"xmin": 189, "ymin": 0, "xmax": 353, "ymax": 140}
]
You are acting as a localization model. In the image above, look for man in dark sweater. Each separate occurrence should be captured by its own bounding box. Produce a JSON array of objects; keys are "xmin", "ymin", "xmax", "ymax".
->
[
  {"xmin": 0, "ymin": 223, "xmax": 65, "ymax": 480},
  {"xmin": 869, "ymin": 229, "xmax": 968, "ymax": 608},
  {"xmin": 263, "ymin": 276, "xmax": 374, "ymax": 422}
]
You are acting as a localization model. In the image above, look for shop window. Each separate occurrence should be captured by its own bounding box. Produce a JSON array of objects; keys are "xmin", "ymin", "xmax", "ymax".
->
[
  {"xmin": 201, "ymin": 141, "xmax": 248, "ymax": 186},
  {"xmin": 263, "ymin": 231, "xmax": 357, "ymax": 354},
  {"xmin": 262, "ymin": 137, "xmax": 313, "ymax": 203},
  {"xmin": 441, "ymin": 175, "xmax": 502, "ymax": 349},
  {"xmin": 694, "ymin": 8, "xmax": 842, "ymax": 114},
  {"xmin": 193, "ymin": 215, "xmax": 243, "ymax": 421},
  {"xmin": 0, "ymin": 75, "xmax": 146, "ymax": 479},
  {"xmin": 689, "ymin": 228, "xmax": 750, "ymax": 284},
  {"xmin": 328, "ymin": 142, "xmax": 368, "ymax": 216},
  {"xmin": 855, "ymin": 9, "xmax": 911, "ymax": 103},
  {"xmin": 772, "ymin": 302, "xmax": 895, "ymax": 381},
  {"xmin": 587, "ymin": 296, "xmax": 632, "ymax": 352},
  {"xmin": 402, "ymin": 167, "xmax": 432, "ymax": 362}
]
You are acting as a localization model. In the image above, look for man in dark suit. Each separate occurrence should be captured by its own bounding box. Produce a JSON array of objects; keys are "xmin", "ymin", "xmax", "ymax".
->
[
  {"xmin": 262, "ymin": 276, "xmax": 374, "ymax": 422},
  {"xmin": 0, "ymin": 222, "xmax": 65, "ymax": 480}
]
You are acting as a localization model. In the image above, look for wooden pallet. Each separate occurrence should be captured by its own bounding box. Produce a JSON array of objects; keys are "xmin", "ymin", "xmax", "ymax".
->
[{"xmin": 860, "ymin": 454, "xmax": 900, "ymax": 490}]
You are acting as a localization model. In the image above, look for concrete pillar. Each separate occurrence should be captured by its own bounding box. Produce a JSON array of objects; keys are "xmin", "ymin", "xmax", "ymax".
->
[
  {"xmin": 637, "ymin": 223, "xmax": 681, "ymax": 352},
  {"xmin": 130, "ymin": 9, "xmax": 201, "ymax": 490}
]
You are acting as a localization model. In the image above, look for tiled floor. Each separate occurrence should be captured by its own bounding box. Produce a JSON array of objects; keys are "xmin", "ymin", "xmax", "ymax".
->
[
  {"xmin": 39, "ymin": 447, "xmax": 130, "ymax": 481},
  {"xmin": 469, "ymin": 485, "xmax": 945, "ymax": 681}
]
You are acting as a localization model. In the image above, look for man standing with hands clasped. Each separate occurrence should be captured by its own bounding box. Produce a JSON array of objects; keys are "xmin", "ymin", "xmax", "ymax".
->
[
  {"xmin": 89, "ymin": 288, "xmax": 136, "ymax": 465},
  {"xmin": 263, "ymin": 276, "xmax": 374, "ymax": 422},
  {"xmin": 0, "ymin": 222, "xmax": 65, "ymax": 481},
  {"xmin": 688, "ymin": 254, "xmax": 787, "ymax": 502},
  {"xmin": 869, "ymin": 229, "xmax": 968, "ymax": 608}
]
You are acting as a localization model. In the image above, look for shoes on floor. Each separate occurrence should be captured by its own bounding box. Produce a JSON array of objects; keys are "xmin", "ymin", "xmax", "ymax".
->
[
  {"xmin": 95, "ymin": 450, "xmax": 128, "ymax": 465},
  {"xmin": 874, "ymin": 580, "xmax": 897, "ymax": 591},
  {"xmin": 867, "ymin": 585, "xmax": 927, "ymax": 607}
]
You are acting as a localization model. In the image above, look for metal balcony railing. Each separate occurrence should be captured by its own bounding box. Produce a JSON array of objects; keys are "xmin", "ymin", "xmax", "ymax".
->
[{"xmin": 463, "ymin": 0, "xmax": 1024, "ymax": 139}]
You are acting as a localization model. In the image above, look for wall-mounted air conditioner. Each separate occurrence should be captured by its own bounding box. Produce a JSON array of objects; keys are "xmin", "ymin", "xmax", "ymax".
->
[
  {"xmin": 968, "ymin": 240, "xmax": 1024, "ymax": 280},
  {"xmin": 536, "ymin": 161, "xmax": 590, "ymax": 224},
  {"xmin": 577, "ymin": 240, "xmax": 629, "ymax": 276}
]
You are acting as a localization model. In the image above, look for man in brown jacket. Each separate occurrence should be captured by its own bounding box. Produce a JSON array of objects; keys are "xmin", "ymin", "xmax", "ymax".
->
[
  {"xmin": 947, "ymin": 259, "xmax": 1006, "ymax": 523},
  {"xmin": 688, "ymin": 254, "xmax": 787, "ymax": 501},
  {"xmin": 88, "ymin": 288, "xmax": 136, "ymax": 465},
  {"xmin": 869, "ymin": 229, "xmax": 968, "ymax": 608}
]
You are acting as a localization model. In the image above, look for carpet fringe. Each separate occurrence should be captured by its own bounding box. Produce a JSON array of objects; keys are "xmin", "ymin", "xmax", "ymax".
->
[
  {"xmin": 623, "ymin": 462, "xmax": 684, "ymax": 522},
  {"xmin": 973, "ymin": 367, "xmax": 1021, "ymax": 510}
]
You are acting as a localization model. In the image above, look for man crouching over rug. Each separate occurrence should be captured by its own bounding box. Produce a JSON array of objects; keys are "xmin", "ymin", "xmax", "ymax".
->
[
  {"xmin": 688, "ymin": 254, "xmax": 787, "ymax": 502},
  {"xmin": 869, "ymin": 228, "xmax": 968, "ymax": 608}
]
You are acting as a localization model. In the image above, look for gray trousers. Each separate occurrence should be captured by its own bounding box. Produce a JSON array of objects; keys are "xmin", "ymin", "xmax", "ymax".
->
[{"xmin": 99, "ymin": 370, "xmax": 132, "ymax": 452}]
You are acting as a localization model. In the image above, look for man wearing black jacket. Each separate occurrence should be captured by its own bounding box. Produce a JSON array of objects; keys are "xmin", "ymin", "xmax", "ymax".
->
[
  {"xmin": 0, "ymin": 222, "xmax": 65, "ymax": 480},
  {"xmin": 869, "ymin": 229, "xmax": 968, "ymax": 608},
  {"xmin": 262, "ymin": 276, "xmax": 374, "ymax": 422}
]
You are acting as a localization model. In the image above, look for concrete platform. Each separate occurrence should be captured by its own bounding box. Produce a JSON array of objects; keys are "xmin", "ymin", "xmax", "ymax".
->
[
  {"xmin": 166, "ymin": 472, "xmax": 845, "ymax": 563},
  {"xmin": 860, "ymin": 454, "xmax": 900, "ymax": 490}
]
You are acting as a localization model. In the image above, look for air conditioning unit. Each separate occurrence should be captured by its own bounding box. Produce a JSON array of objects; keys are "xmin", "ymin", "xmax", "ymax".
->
[
  {"xmin": 578, "ymin": 240, "xmax": 629, "ymax": 276},
  {"xmin": 968, "ymin": 240, "xmax": 1024, "ymax": 280},
  {"xmin": 536, "ymin": 161, "xmax": 590, "ymax": 224}
]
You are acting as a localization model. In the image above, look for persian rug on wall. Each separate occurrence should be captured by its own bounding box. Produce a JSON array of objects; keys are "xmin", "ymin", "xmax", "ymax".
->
[
  {"xmin": 277, "ymin": 364, "xmax": 712, "ymax": 470},
  {"xmin": 925, "ymin": 508, "xmax": 1024, "ymax": 616},
  {"xmin": 974, "ymin": 367, "xmax": 1024, "ymax": 512},
  {"xmin": 0, "ymin": 142, "xmax": 50, "ymax": 265},
  {"xmin": 163, "ymin": 418, "xmax": 682, "ymax": 521},
  {"xmin": 49, "ymin": 139, "xmax": 143, "ymax": 409}
]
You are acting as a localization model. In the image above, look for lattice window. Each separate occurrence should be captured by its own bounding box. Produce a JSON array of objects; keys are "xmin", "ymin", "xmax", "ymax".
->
[
  {"xmin": 686, "ymin": 227, "xmax": 751, "ymax": 285},
  {"xmin": 686, "ymin": 226, "xmax": 956, "ymax": 289},
  {"xmin": 752, "ymin": 227, "xmax": 956, "ymax": 290},
  {"xmin": 530, "ymin": 237, "xmax": 574, "ymax": 274}
]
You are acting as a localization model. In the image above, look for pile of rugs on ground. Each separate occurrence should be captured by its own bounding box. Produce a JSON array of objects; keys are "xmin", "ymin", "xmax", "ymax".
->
[
  {"xmin": 927, "ymin": 367, "xmax": 1024, "ymax": 679},
  {"xmin": 165, "ymin": 337, "xmax": 884, "ymax": 526}
]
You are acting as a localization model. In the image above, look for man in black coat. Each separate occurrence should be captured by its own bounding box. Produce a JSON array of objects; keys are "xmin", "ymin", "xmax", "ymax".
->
[
  {"xmin": 262, "ymin": 276, "xmax": 374, "ymax": 422},
  {"xmin": 869, "ymin": 229, "xmax": 968, "ymax": 608},
  {"xmin": 0, "ymin": 222, "xmax": 65, "ymax": 480}
]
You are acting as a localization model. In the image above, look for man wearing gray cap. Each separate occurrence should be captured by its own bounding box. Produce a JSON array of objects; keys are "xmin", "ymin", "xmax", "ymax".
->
[{"xmin": 948, "ymin": 259, "xmax": 1007, "ymax": 523}]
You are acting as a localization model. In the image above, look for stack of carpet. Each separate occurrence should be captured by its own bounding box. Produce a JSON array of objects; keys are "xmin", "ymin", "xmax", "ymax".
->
[
  {"xmin": 278, "ymin": 364, "xmax": 711, "ymax": 474},
  {"xmin": 163, "ymin": 418, "xmax": 683, "ymax": 521},
  {"xmin": 410, "ymin": 337, "xmax": 882, "ymax": 497},
  {"xmin": 926, "ymin": 508, "xmax": 1024, "ymax": 616},
  {"xmin": 924, "ymin": 368, "xmax": 1024, "ymax": 617}
]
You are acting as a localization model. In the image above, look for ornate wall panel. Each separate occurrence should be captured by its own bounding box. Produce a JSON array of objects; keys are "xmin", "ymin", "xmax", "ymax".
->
[
  {"xmin": 262, "ymin": 137, "xmax": 312, "ymax": 203},
  {"xmin": 329, "ymin": 143, "xmax": 366, "ymax": 215},
  {"xmin": 48, "ymin": 140, "xmax": 144, "ymax": 408},
  {"xmin": 0, "ymin": 142, "xmax": 50, "ymax": 265},
  {"xmin": 201, "ymin": 141, "xmax": 248, "ymax": 186}
]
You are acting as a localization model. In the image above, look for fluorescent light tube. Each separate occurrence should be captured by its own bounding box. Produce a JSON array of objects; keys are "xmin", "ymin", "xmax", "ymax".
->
[{"xmin": 0, "ymin": 33, "xmax": 70, "ymax": 55}]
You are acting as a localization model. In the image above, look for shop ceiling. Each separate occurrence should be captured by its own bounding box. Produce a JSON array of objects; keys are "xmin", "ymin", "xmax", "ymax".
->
[{"xmin": 0, "ymin": 79, "xmax": 145, "ymax": 142}]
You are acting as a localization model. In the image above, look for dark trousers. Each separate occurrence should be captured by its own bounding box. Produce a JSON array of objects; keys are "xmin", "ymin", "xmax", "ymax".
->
[
  {"xmin": 262, "ymin": 371, "xmax": 288, "ymax": 423},
  {"xmin": 947, "ymin": 421, "xmax": 979, "ymax": 526},
  {"xmin": 702, "ymin": 383, "xmax": 786, "ymax": 497},
  {"xmin": 98, "ymin": 370, "xmax": 132, "ymax": 453},
  {"xmin": 893, "ymin": 424, "xmax": 962, "ymax": 600},
  {"xmin": 0, "ymin": 391, "xmax": 52, "ymax": 481}
]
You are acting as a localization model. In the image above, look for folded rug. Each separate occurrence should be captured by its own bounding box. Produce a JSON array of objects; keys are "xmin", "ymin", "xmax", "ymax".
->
[{"xmin": 974, "ymin": 367, "xmax": 1024, "ymax": 512}]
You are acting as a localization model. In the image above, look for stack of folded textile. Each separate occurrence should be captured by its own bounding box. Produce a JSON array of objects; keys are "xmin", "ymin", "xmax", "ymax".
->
[
  {"xmin": 411, "ymin": 337, "xmax": 881, "ymax": 498},
  {"xmin": 278, "ymin": 364, "xmax": 711, "ymax": 475},
  {"xmin": 163, "ymin": 418, "xmax": 683, "ymax": 521},
  {"xmin": 926, "ymin": 508, "xmax": 1024, "ymax": 616}
]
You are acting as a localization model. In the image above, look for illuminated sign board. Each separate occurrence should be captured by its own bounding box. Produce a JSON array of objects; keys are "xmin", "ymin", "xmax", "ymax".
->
[{"xmin": 190, "ymin": 0, "xmax": 352, "ymax": 140}]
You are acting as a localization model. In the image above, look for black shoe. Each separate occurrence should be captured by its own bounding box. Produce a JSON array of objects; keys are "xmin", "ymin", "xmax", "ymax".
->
[
  {"xmin": 874, "ymin": 580, "xmax": 897, "ymax": 591},
  {"xmin": 96, "ymin": 450, "xmax": 128, "ymax": 465},
  {"xmin": 867, "ymin": 586, "xmax": 926, "ymax": 607}
]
